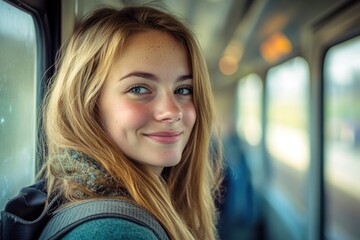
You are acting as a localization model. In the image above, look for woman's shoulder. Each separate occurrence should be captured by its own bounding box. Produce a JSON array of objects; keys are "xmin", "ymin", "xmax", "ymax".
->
[{"xmin": 62, "ymin": 217, "xmax": 159, "ymax": 240}]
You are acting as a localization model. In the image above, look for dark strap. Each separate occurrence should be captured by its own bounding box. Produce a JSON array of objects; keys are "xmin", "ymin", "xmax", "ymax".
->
[{"xmin": 39, "ymin": 199, "xmax": 169, "ymax": 240}]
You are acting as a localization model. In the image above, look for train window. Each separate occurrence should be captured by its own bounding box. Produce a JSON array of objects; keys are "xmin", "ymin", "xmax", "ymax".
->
[
  {"xmin": 236, "ymin": 74, "xmax": 263, "ymax": 146},
  {"xmin": 265, "ymin": 57, "xmax": 310, "ymax": 214},
  {"xmin": 0, "ymin": 1, "xmax": 38, "ymax": 209},
  {"xmin": 324, "ymin": 36, "xmax": 360, "ymax": 240}
]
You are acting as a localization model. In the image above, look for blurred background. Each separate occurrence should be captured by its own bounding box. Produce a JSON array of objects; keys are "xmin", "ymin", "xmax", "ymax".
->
[{"xmin": 1, "ymin": 0, "xmax": 360, "ymax": 239}]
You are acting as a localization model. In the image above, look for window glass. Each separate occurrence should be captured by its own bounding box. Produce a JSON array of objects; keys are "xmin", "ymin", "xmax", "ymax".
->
[
  {"xmin": 265, "ymin": 57, "xmax": 310, "ymax": 214},
  {"xmin": 236, "ymin": 74, "xmax": 263, "ymax": 146},
  {"xmin": 0, "ymin": 1, "xmax": 37, "ymax": 210},
  {"xmin": 324, "ymin": 36, "xmax": 360, "ymax": 240}
]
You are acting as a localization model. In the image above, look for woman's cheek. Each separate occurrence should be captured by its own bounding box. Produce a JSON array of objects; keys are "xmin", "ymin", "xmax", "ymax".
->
[
  {"xmin": 116, "ymin": 101, "xmax": 150, "ymax": 126},
  {"xmin": 184, "ymin": 103, "xmax": 196, "ymax": 128}
]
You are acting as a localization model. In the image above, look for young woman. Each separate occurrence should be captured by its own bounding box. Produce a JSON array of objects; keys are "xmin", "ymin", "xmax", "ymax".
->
[{"xmin": 42, "ymin": 5, "xmax": 222, "ymax": 240}]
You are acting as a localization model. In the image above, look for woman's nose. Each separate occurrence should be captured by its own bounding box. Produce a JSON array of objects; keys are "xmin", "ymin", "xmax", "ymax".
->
[{"xmin": 154, "ymin": 94, "xmax": 183, "ymax": 123}]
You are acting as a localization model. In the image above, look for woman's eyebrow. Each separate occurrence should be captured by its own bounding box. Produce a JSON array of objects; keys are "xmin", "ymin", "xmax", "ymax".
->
[
  {"xmin": 119, "ymin": 71, "xmax": 192, "ymax": 82},
  {"xmin": 178, "ymin": 74, "xmax": 192, "ymax": 81},
  {"xmin": 120, "ymin": 71, "xmax": 158, "ymax": 81}
]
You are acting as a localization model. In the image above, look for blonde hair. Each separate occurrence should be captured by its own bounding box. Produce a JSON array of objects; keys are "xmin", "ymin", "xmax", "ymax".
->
[{"xmin": 42, "ymin": 6, "xmax": 222, "ymax": 240}]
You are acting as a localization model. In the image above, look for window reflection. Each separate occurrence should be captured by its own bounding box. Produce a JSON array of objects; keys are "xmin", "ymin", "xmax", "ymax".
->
[
  {"xmin": 324, "ymin": 36, "xmax": 360, "ymax": 240},
  {"xmin": 265, "ymin": 57, "xmax": 310, "ymax": 213},
  {"xmin": 0, "ymin": 1, "xmax": 37, "ymax": 210}
]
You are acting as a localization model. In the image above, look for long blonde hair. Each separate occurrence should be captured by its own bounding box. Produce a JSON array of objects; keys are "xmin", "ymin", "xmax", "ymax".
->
[{"xmin": 42, "ymin": 6, "xmax": 222, "ymax": 240}]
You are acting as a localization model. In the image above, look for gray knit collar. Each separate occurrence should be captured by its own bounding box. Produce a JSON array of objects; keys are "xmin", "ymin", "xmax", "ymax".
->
[{"xmin": 56, "ymin": 149, "xmax": 128, "ymax": 199}]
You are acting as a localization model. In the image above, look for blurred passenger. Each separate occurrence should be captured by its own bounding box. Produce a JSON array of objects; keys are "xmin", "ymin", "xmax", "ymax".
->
[{"xmin": 217, "ymin": 130, "xmax": 255, "ymax": 240}]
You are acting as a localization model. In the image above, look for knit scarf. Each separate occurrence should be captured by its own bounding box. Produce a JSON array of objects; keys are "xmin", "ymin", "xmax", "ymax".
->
[{"xmin": 55, "ymin": 149, "xmax": 128, "ymax": 199}]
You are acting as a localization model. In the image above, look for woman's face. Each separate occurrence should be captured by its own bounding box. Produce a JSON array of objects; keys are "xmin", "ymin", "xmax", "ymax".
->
[{"xmin": 99, "ymin": 30, "xmax": 196, "ymax": 175}]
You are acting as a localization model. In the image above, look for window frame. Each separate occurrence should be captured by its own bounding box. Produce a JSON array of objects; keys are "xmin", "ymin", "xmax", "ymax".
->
[{"xmin": 308, "ymin": 1, "xmax": 360, "ymax": 239}]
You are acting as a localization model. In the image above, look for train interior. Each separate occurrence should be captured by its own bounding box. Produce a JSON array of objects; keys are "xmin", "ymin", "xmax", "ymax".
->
[{"xmin": 1, "ymin": 0, "xmax": 360, "ymax": 239}]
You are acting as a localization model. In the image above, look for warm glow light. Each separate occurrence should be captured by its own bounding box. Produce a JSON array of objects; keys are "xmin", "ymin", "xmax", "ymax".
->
[
  {"xmin": 219, "ymin": 41, "xmax": 243, "ymax": 76},
  {"xmin": 224, "ymin": 41, "xmax": 243, "ymax": 61},
  {"xmin": 219, "ymin": 55, "xmax": 238, "ymax": 75},
  {"xmin": 260, "ymin": 32, "xmax": 292, "ymax": 63}
]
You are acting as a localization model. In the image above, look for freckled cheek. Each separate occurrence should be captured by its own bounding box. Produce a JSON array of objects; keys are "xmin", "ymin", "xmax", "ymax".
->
[
  {"xmin": 183, "ymin": 103, "xmax": 196, "ymax": 129},
  {"xmin": 115, "ymin": 102, "xmax": 150, "ymax": 128}
]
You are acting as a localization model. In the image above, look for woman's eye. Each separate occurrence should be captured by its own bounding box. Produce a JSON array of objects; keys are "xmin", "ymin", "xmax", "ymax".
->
[
  {"xmin": 127, "ymin": 86, "xmax": 150, "ymax": 95},
  {"xmin": 175, "ymin": 86, "xmax": 193, "ymax": 95}
]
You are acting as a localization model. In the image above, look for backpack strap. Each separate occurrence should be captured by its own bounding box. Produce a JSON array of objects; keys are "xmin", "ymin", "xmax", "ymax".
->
[{"xmin": 39, "ymin": 199, "xmax": 169, "ymax": 240}]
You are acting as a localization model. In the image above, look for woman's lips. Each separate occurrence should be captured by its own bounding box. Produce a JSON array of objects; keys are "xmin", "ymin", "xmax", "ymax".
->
[{"xmin": 143, "ymin": 131, "xmax": 182, "ymax": 144}]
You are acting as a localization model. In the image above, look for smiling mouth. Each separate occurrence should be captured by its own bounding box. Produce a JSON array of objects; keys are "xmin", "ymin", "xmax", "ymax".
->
[{"xmin": 143, "ymin": 131, "xmax": 182, "ymax": 144}]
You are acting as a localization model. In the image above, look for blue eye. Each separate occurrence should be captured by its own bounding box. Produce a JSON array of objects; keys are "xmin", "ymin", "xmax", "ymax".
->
[
  {"xmin": 175, "ymin": 86, "xmax": 193, "ymax": 95},
  {"xmin": 128, "ymin": 86, "xmax": 149, "ymax": 94}
]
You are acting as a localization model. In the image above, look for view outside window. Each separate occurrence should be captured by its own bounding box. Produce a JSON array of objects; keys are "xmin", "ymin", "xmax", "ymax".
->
[
  {"xmin": 236, "ymin": 74, "xmax": 263, "ymax": 146},
  {"xmin": 0, "ymin": 1, "xmax": 37, "ymax": 210},
  {"xmin": 265, "ymin": 57, "xmax": 310, "ymax": 214},
  {"xmin": 324, "ymin": 36, "xmax": 360, "ymax": 240}
]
